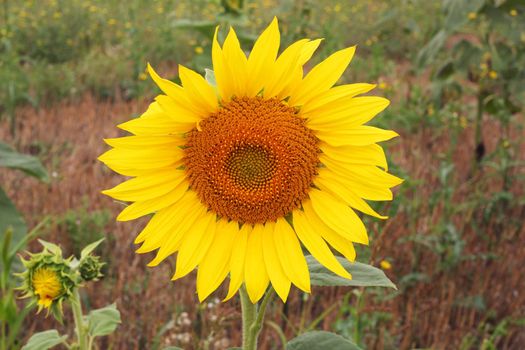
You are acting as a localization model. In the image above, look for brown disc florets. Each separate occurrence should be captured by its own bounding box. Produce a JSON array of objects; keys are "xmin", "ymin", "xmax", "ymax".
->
[{"xmin": 184, "ymin": 96, "xmax": 320, "ymax": 224}]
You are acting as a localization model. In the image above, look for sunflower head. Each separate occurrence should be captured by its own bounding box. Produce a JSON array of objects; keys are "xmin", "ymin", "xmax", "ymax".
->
[
  {"xmin": 18, "ymin": 242, "xmax": 77, "ymax": 318},
  {"xmin": 100, "ymin": 17, "xmax": 402, "ymax": 303},
  {"xmin": 79, "ymin": 254, "xmax": 104, "ymax": 282}
]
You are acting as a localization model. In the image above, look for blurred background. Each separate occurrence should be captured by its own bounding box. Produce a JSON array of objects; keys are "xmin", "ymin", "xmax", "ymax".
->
[{"xmin": 1, "ymin": 0, "xmax": 524, "ymax": 349}]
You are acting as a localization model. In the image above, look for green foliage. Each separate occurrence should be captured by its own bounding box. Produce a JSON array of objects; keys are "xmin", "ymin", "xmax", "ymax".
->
[
  {"xmin": 306, "ymin": 255, "xmax": 396, "ymax": 289},
  {"xmin": 286, "ymin": 331, "xmax": 362, "ymax": 350},
  {"xmin": 87, "ymin": 303, "xmax": 121, "ymax": 337},
  {"xmin": 56, "ymin": 205, "xmax": 110, "ymax": 257},
  {"xmin": 21, "ymin": 330, "xmax": 67, "ymax": 350}
]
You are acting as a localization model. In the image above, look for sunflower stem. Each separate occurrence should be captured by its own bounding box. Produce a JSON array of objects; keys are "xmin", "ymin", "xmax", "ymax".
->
[
  {"xmin": 71, "ymin": 289, "xmax": 88, "ymax": 350},
  {"xmin": 240, "ymin": 286, "xmax": 275, "ymax": 350}
]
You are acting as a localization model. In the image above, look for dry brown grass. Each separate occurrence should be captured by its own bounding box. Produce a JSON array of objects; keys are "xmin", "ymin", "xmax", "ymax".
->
[{"xmin": 1, "ymin": 93, "xmax": 524, "ymax": 349}]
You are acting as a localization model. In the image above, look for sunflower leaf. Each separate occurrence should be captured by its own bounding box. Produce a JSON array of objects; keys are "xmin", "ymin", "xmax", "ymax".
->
[
  {"xmin": 80, "ymin": 238, "xmax": 105, "ymax": 261},
  {"xmin": 286, "ymin": 331, "xmax": 362, "ymax": 350},
  {"xmin": 87, "ymin": 303, "xmax": 121, "ymax": 337},
  {"xmin": 0, "ymin": 141, "xmax": 49, "ymax": 182},
  {"xmin": 21, "ymin": 330, "xmax": 67, "ymax": 350},
  {"xmin": 306, "ymin": 255, "xmax": 396, "ymax": 289}
]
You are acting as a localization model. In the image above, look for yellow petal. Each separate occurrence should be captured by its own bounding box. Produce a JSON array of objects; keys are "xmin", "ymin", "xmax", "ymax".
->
[
  {"xmin": 134, "ymin": 191, "xmax": 201, "ymax": 247},
  {"xmin": 148, "ymin": 63, "xmax": 183, "ymax": 98},
  {"xmin": 117, "ymin": 115, "xmax": 193, "ymax": 136},
  {"xmin": 172, "ymin": 212, "xmax": 216, "ymax": 280},
  {"xmin": 244, "ymin": 224, "xmax": 270, "ymax": 303},
  {"xmin": 178, "ymin": 65, "xmax": 218, "ymax": 115},
  {"xmin": 246, "ymin": 17, "xmax": 280, "ymax": 96},
  {"xmin": 321, "ymin": 143, "xmax": 388, "ymax": 171},
  {"xmin": 322, "ymin": 166, "xmax": 393, "ymax": 201},
  {"xmin": 302, "ymin": 200, "xmax": 356, "ymax": 262},
  {"xmin": 262, "ymin": 221, "xmax": 291, "ymax": 302},
  {"xmin": 222, "ymin": 27, "xmax": 248, "ymax": 98},
  {"xmin": 289, "ymin": 46, "xmax": 356, "ymax": 107},
  {"xmin": 101, "ymin": 169, "xmax": 185, "ymax": 202},
  {"xmin": 306, "ymin": 97, "xmax": 390, "ymax": 130},
  {"xmin": 197, "ymin": 220, "xmax": 239, "ymax": 301},
  {"xmin": 301, "ymin": 84, "xmax": 376, "ymax": 115},
  {"xmin": 224, "ymin": 224, "xmax": 250, "ymax": 301},
  {"xmin": 116, "ymin": 180, "xmax": 189, "ymax": 221},
  {"xmin": 277, "ymin": 39, "xmax": 322, "ymax": 100},
  {"xmin": 317, "ymin": 125, "xmax": 398, "ymax": 147},
  {"xmin": 315, "ymin": 168, "xmax": 387, "ymax": 219},
  {"xmin": 309, "ymin": 189, "xmax": 368, "ymax": 245},
  {"xmin": 293, "ymin": 209, "xmax": 352, "ymax": 279},
  {"xmin": 155, "ymin": 95, "xmax": 202, "ymax": 124},
  {"xmin": 274, "ymin": 218, "xmax": 311, "ymax": 293},
  {"xmin": 212, "ymin": 27, "xmax": 233, "ymax": 101},
  {"xmin": 263, "ymin": 39, "xmax": 309, "ymax": 98},
  {"xmin": 98, "ymin": 146, "xmax": 183, "ymax": 171},
  {"xmin": 323, "ymin": 157, "xmax": 403, "ymax": 188},
  {"xmin": 104, "ymin": 135, "xmax": 185, "ymax": 149}
]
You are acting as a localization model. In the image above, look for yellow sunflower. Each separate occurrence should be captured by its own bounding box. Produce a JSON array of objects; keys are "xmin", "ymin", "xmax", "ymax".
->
[{"xmin": 99, "ymin": 18, "xmax": 402, "ymax": 303}]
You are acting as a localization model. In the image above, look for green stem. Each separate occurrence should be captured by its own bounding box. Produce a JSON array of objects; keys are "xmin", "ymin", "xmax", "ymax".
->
[
  {"xmin": 72, "ymin": 289, "xmax": 88, "ymax": 350},
  {"xmin": 239, "ymin": 286, "xmax": 275, "ymax": 350}
]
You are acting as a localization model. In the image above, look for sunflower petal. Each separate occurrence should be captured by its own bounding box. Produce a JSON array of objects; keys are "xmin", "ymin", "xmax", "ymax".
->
[
  {"xmin": 178, "ymin": 65, "xmax": 218, "ymax": 115},
  {"xmin": 197, "ymin": 220, "xmax": 239, "ymax": 301},
  {"xmin": 244, "ymin": 224, "xmax": 270, "ymax": 303},
  {"xmin": 306, "ymin": 97, "xmax": 390, "ymax": 130},
  {"xmin": 101, "ymin": 169, "xmax": 185, "ymax": 202},
  {"xmin": 321, "ymin": 143, "xmax": 388, "ymax": 171},
  {"xmin": 317, "ymin": 125, "xmax": 399, "ymax": 147},
  {"xmin": 309, "ymin": 189, "xmax": 368, "ymax": 245},
  {"xmin": 301, "ymin": 83, "xmax": 376, "ymax": 114},
  {"xmin": 224, "ymin": 224, "xmax": 250, "ymax": 301},
  {"xmin": 293, "ymin": 209, "xmax": 352, "ymax": 279},
  {"xmin": 274, "ymin": 218, "xmax": 311, "ymax": 293},
  {"xmin": 116, "ymin": 181, "xmax": 189, "ymax": 221},
  {"xmin": 262, "ymin": 221, "xmax": 291, "ymax": 302},
  {"xmin": 289, "ymin": 46, "xmax": 356, "ymax": 106},
  {"xmin": 246, "ymin": 17, "xmax": 280, "ymax": 96},
  {"xmin": 173, "ymin": 213, "xmax": 216, "ymax": 280}
]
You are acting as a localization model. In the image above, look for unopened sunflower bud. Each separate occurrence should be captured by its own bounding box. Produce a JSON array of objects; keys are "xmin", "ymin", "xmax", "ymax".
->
[
  {"xmin": 79, "ymin": 255, "xmax": 104, "ymax": 281},
  {"xmin": 18, "ymin": 243, "xmax": 77, "ymax": 318}
]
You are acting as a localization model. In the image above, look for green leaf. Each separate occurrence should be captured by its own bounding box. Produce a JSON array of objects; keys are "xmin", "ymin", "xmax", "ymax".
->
[
  {"xmin": 306, "ymin": 255, "xmax": 396, "ymax": 289},
  {"xmin": 38, "ymin": 239, "xmax": 62, "ymax": 256},
  {"xmin": 21, "ymin": 330, "xmax": 67, "ymax": 350},
  {"xmin": 0, "ymin": 186, "xmax": 27, "ymax": 249},
  {"xmin": 205, "ymin": 69, "xmax": 216, "ymax": 87},
  {"xmin": 416, "ymin": 30, "xmax": 448, "ymax": 67},
  {"xmin": 0, "ymin": 142, "xmax": 49, "ymax": 182},
  {"xmin": 443, "ymin": 0, "xmax": 486, "ymax": 31},
  {"xmin": 87, "ymin": 303, "xmax": 121, "ymax": 337},
  {"xmin": 80, "ymin": 238, "xmax": 105, "ymax": 261},
  {"xmin": 286, "ymin": 331, "xmax": 362, "ymax": 350},
  {"xmin": 163, "ymin": 347, "xmax": 184, "ymax": 350}
]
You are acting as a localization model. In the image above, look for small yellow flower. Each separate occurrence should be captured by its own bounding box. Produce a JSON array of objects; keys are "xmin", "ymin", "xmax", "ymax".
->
[
  {"xmin": 125, "ymin": 22, "xmax": 132, "ymax": 29},
  {"xmin": 53, "ymin": 12, "xmax": 62, "ymax": 19},
  {"xmin": 380, "ymin": 260, "xmax": 392, "ymax": 270},
  {"xmin": 334, "ymin": 3, "xmax": 342, "ymax": 12},
  {"xmin": 108, "ymin": 18, "xmax": 117, "ymax": 26},
  {"xmin": 468, "ymin": 12, "xmax": 477, "ymax": 20},
  {"xmin": 510, "ymin": 9, "xmax": 518, "ymax": 17},
  {"xmin": 459, "ymin": 116, "xmax": 468, "ymax": 129},
  {"xmin": 427, "ymin": 105, "xmax": 435, "ymax": 116},
  {"xmin": 365, "ymin": 39, "xmax": 372, "ymax": 46},
  {"xmin": 32, "ymin": 267, "xmax": 62, "ymax": 309},
  {"xmin": 138, "ymin": 72, "xmax": 148, "ymax": 81},
  {"xmin": 378, "ymin": 82, "xmax": 388, "ymax": 90},
  {"xmin": 503, "ymin": 140, "xmax": 510, "ymax": 148},
  {"xmin": 157, "ymin": 6, "xmax": 164, "ymax": 14},
  {"xmin": 489, "ymin": 71, "xmax": 498, "ymax": 79},
  {"xmin": 195, "ymin": 46, "xmax": 204, "ymax": 54}
]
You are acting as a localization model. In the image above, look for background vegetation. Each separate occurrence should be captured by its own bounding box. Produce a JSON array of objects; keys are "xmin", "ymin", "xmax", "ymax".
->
[{"xmin": 1, "ymin": 0, "xmax": 524, "ymax": 349}]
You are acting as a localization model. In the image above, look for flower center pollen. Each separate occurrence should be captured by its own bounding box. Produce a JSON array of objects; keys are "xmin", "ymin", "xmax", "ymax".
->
[{"xmin": 184, "ymin": 96, "xmax": 320, "ymax": 224}]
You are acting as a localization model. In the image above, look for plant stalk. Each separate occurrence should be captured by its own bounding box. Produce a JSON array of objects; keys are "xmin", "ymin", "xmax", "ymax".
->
[
  {"xmin": 239, "ymin": 286, "xmax": 275, "ymax": 350},
  {"xmin": 72, "ymin": 289, "xmax": 88, "ymax": 350}
]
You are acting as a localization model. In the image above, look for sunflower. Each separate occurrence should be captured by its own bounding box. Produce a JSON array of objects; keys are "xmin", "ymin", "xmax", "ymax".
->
[{"xmin": 99, "ymin": 18, "xmax": 402, "ymax": 303}]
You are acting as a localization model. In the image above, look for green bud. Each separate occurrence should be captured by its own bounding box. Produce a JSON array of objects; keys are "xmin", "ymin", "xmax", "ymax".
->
[{"xmin": 79, "ymin": 255, "xmax": 104, "ymax": 282}]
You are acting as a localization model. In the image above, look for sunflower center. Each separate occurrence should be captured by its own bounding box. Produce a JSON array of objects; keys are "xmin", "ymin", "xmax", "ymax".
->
[
  {"xmin": 184, "ymin": 96, "xmax": 320, "ymax": 224},
  {"xmin": 32, "ymin": 267, "xmax": 62, "ymax": 307}
]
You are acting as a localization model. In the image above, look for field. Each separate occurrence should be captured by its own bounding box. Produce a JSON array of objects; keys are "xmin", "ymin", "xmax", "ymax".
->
[{"xmin": 1, "ymin": 0, "xmax": 525, "ymax": 349}]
